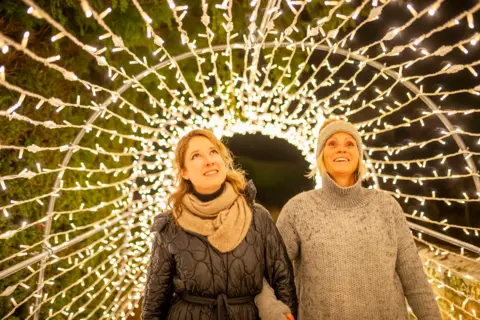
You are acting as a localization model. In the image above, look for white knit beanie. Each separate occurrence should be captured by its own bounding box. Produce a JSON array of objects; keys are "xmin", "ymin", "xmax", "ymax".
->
[{"xmin": 316, "ymin": 120, "xmax": 363, "ymax": 159}]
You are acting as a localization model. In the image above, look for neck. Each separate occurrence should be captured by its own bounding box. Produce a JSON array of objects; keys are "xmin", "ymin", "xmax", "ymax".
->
[
  {"xmin": 193, "ymin": 183, "xmax": 225, "ymax": 202},
  {"xmin": 331, "ymin": 174, "xmax": 356, "ymax": 187},
  {"xmin": 319, "ymin": 173, "xmax": 368, "ymax": 209}
]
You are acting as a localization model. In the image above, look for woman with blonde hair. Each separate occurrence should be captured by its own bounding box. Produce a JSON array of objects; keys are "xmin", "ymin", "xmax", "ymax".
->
[
  {"xmin": 255, "ymin": 119, "xmax": 441, "ymax": 319},
  {"xmin": 142, "ymin": 129, "xmax": 297, "ymax": 320}
]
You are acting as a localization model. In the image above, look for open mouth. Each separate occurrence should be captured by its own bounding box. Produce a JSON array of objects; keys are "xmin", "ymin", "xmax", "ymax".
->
[
  {"xmin": 333, "ymin": 157, "xmax": 350, "ymax": 163},
  {"xmin": 204, "ymin": 170, "xmax": 219, "ymax": 176}
]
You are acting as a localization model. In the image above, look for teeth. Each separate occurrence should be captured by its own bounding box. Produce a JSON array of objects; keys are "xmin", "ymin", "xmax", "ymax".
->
[
  {"xmin": 334, "ymin": 158, "xmax": 348, "ymax": 162},
  {"xmin": 205, "ymin": 170, "xmax": 218, "ymax": 175}
]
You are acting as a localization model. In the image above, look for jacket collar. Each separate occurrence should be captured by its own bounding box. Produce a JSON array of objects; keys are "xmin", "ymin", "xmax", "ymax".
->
[{"xmin": 243, "ymin": 180, "xmax": 257, "ymax": 207}]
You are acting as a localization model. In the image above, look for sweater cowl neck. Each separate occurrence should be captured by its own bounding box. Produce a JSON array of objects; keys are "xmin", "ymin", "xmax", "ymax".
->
[{"xmin": 319, "ymin": 173, "xmax": 370, "ymax": 209}]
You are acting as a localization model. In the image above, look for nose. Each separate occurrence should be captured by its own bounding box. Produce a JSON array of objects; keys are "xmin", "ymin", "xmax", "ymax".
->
[
  {"xmin": 204, "ymin": 154, "xmax": 215, "ymax": 165},
  {"xmin": 336, "ymin": 147, "xmax": 347, "ymax": 153}
]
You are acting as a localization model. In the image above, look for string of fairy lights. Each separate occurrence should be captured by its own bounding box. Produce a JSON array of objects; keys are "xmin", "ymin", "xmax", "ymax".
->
[{"xmin": 0, "ymin": 0, "xmax": 479, "ymax": 319}]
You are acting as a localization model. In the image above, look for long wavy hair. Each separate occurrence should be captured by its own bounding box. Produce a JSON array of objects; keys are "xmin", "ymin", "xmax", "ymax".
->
[{"xmin": 167, "ymin": 129, "xmax": 246, "ymax": 220}]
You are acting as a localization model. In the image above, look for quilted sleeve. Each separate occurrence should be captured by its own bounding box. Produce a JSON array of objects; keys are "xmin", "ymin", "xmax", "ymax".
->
[
  {"xmin": 141, "ymin": 228, "xmax": 175, "ymax": 320},
  {"xmin": 256, "ymin": 204, "xmax": 298, "ymax": 318}
]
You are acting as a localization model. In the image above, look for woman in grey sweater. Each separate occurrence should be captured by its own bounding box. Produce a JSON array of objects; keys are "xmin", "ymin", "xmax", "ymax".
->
[{"xmin": 255, "ymin": 119, "xmax": 442, "ymax": 320}]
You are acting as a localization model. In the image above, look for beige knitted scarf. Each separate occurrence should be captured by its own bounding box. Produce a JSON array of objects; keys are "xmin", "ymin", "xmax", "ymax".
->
[{"xmin": 177, "ymin": 183, "xmax": 252, "ymax": 253}]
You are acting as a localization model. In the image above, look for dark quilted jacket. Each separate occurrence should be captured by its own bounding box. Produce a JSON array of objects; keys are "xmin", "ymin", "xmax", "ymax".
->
[{"xmin": 142, "ymin": 181, "xmax": 297, "ymax": 320}]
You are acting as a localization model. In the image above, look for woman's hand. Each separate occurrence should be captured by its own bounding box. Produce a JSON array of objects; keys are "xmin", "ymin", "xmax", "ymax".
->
[{"xmin": 255, "ymin": 278, "xmax": 294, "ymax": 320}]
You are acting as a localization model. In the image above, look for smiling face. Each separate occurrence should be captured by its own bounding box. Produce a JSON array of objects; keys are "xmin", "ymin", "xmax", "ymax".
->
[
  {"xmin": 180, "ymin": 136, "xmax": 227, "ymax": 194},
  {"xmin": 323, "ymin": 132, "xmax": 360, "ymax": 179}
]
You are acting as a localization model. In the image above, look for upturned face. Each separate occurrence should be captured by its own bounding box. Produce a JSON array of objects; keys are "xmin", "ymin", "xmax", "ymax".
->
[
  {"xmin": 323, "ymin": 132, "xmax": 360, "ymax": 179},
  {"xmin": 180, "ymin": 136, "xmax": 227, "ymax": 194}
]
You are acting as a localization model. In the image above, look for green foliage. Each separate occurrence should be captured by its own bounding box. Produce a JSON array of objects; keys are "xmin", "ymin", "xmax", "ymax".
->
[{"xmin": 0, "ymin": 0, "xmax": 354, "ymax": 317}]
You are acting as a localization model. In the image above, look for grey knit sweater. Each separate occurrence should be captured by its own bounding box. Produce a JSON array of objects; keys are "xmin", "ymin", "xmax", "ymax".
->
[{"xmin": 268, "ymin": 174, "xmax": 441, "ymax": 320}]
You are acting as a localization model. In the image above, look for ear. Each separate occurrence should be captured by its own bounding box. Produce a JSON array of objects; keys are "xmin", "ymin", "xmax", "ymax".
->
[{"xmin": 180, "ymin": 168, "xmax": 189, "ymax": 181}]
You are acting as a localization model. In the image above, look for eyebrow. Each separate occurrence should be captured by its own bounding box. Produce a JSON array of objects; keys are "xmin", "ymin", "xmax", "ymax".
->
[
  {"xmin": 327, "ymin": 137, "xmax": 355, "ymax": 143},
  {"xmin": 188, "ymin": 149, "xmax": 199, "ymax": 157},
  {"xmin": 188, "ymin": 147, "xmax": 216, "ymax": 157}
]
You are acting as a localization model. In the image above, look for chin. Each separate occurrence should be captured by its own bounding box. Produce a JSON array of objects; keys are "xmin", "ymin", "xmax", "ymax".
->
[
  {"xmin": 202, "ymin": 176, "xmax": 226, "ymax": 191},
  {"xmin": 331, "ymin": 169, "xmax": 356, "ymax": 177}
]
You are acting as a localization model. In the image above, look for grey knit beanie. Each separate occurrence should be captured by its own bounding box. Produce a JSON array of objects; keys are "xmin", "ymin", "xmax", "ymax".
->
[{"xmin": 316, "ymin": 120, "xmax": 363, "ymax": 159}]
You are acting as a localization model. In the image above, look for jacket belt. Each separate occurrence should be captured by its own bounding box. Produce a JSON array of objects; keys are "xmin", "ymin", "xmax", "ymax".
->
[{"xmin": 179, "ymin": 292, "xmax": 254, "ymax": 320}]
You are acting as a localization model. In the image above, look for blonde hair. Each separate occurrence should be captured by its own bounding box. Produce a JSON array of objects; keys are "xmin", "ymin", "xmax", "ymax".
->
[
  {"xmin": 308, "ymin": 119, "xmax": 367, "ymax": 180},
  {"xmin": 168, "ymin": 129, "xmax": 246, "ymax": 220}
]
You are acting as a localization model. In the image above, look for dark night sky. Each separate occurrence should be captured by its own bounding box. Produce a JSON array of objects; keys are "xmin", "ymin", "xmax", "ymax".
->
[
  {"xmin": 226, "ymin": 133, "xmax": 305, "ymax": 162},
  {"xmin": 225, "ymin": 0, "xmax": 480, "ymax": 245},
  {"xmin": 225, "ymin": 134, "xmax": 314, "ymax": 209}
]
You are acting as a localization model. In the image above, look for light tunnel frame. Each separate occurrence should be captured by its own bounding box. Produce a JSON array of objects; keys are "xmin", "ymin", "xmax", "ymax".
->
[{"xmin": 23, "ymin": 41, "xmax": 480, "ymax": 319}]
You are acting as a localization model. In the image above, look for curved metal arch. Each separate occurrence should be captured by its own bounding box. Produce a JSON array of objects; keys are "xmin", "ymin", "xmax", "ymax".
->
[
  {"xmin": 131, "ymin": 41, "xmax": 479, "ymax": 191},
  {"xmin": 33, "ymin": 40, "xmax": 479, "ymax": 318},
  {"xmin": 281, "ymin": 43, "xmax": 480, "ymax": 192},
  {"xmin": 264, "ymin": 42, "xmax": 480, "ymax": 192},
  {"xmin": 44, "ymin": 42, "xmax": 480, "ymax": 224}
]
